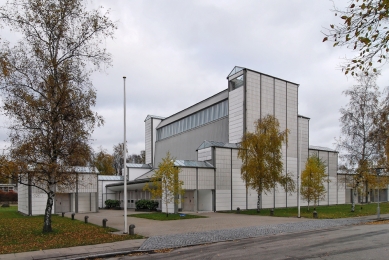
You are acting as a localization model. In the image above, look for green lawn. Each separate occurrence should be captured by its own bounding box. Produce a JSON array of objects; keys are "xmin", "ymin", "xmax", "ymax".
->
[
  {"xmin": 129, "ymin": 212, "xmax": 207, "ymax": 221},
  {"xmin": 0, "ymin": 206, "xmax": 143, "ymax": 254},
  {"xmin": 220, "ymin": 202, "xmax": 389, "ymax": 219}
]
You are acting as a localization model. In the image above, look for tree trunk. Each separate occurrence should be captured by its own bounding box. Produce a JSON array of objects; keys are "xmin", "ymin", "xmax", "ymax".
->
[
  {"xmin": 165, "ymin": 189, "xmax": 168, "ymax": 217},
  {"xmin": 43, "ymin": 191, "xmax": 54, "ymax": 233},
  {"xmin": 257, "ymin": 192, "xmax": 261, "ymax": 213},
  {"xmin": 308, "ymin": 200, "xmax": 310, "ymax": 211},
  {"xmin": 351, "ymin": 189, "xmax": 356, "ymax": 212}
]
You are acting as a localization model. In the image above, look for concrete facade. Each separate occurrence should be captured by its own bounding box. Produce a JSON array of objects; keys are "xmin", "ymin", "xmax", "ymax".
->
[
  {"xmin": 18, "ymin": 167, "xmax": 99, "ymax": 216},
  {"xmin": 101, "ymin": 66, "xmax": 341, "ymax": 213}
]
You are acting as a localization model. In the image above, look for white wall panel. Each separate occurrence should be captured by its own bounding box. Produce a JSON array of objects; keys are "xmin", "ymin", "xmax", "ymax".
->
[
  {"xmin": 78, "ymin": 193, "xmax": 91, "ymax": 213},
  {"xmin": 128, "ymin": 168, "xmax": 150, "ymax": 181},
  {"xmin": 216, "ymin": 190, "xmax": 231, "ymax": 211},
  {"xmin": 145, "ymin": 119, "xmax": 152, "ymax": 164},
  {"xmin": 152, "ymin": 118, "xmax": 162, "ymax": 165},
  {"xmin": 31, "ymin": 193, "xmax": 49, "ymax": 215},
  {"xmin": 328, "ymin": 176, "xmax": 338, "ymax": 205},
  {"xmin": 198, "ymin": 190, "xmax": 212, "ymax": 211},
  {"xmin": 287, "ymin": 83, "xmax": 298, "ymax": 159},
  {"xmin": 215, "ymin": 148, "xmax": 231, "ymax": 190},
  {"xmin": 229, "ymin": 87, "xmax": 244, "ymax": 143},
  {"xmin": 260, "ymin": 192, "xmax": 271, "ymax": 209},
  {"xmin": 260, "ymin": 75, "xmax": 274, "ymax": 118},
  {"xmin": 286, "ymin": 157, "xmax": 298, "ymax": 207},
  {"xmin": 198, "ymin": 169, "xmax": 214, "ymax": 190},
  {"xmin": 78, "ymin": 174, "xmax": 97, "ymax": 193},
  {"xmin": 180, "ymin": 168, "xmax": 196, "ymax": 190},
  {"xmin": 198, "ymin": 147, "xmax": 212, "ymax": 161},
  {"xmin": 18, "ymin": 183, "xmax": 28, "ymax": 215},
  {"xmin": 246, "ymin": 70, "xmax": 261, "ymax": 133},
  {"xmin": 247, "ymin": 187, "xmax": 258, "ymax": 209}
]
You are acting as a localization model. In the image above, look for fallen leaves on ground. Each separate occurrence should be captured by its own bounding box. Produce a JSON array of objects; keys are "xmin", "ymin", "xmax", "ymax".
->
[
  {"xmin": 365, "ymin": 219, "xmax": 389, "ymax": 225},
  {"xmin": 0, "ymin": 207, "xmax": 142, "ymax": 254}
]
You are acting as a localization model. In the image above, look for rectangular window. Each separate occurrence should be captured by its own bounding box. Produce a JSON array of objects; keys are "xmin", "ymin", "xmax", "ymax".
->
[
  {"xmin": 156, "ymin": 99, "xmax": 228, "ymax": 140},
  {"xmin": 229, "ymin": 75, "xmax": 244, "ymax": 91}
]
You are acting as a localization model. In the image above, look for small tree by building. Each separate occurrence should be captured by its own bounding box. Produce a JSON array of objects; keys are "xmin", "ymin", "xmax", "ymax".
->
[
  {"xmin": 144, "ymin": 152, "xmax": 184, "ymax": 217},
  {"xmin": 238, "ymin": 115, "xmax": 295, "ymax": 213},
  {"xmin": 301, "ymin": 154, "xmax": 328, "ymax": 211}
]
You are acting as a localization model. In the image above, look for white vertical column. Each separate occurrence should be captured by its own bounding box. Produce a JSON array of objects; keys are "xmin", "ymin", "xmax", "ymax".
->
[{"xmin": 123, "ymin": 76, "xmax": 128, "ymax": 233}]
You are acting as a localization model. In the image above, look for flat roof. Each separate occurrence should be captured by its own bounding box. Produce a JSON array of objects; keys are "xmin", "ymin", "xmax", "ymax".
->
[
  {"xmin": 126, "ymin": 163, "xmax": 152, "ymax": 169},
  {"xmin": 309, "ymin": 145, "xmax": 338, "ymax": 153},
  {"xmin": 227, "ymin": 66, "xmax": 300, "ymax": 86},
  {"xmin": 98, "ymin": 175, "xmax": 123, "ymax": 181},
  {"xmin": 174, "ymin": 160, "xmax": 214, "ymax": 168},
  {"xmin": 197, "ymin": 140, "xmax": 239, "ymax": 150}
]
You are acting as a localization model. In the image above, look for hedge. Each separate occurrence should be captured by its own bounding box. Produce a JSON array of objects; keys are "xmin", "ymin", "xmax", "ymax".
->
[
  {"xmin": 135, "ymin": 199, "xmax": 159, "ymax": 211},
  {"xmin": 0, "ymin": 191, "xmax": 18, "ymax": 202},
  {"xmin": 104, "ymin": 199, "xmax": 120, "ymax": 208}
]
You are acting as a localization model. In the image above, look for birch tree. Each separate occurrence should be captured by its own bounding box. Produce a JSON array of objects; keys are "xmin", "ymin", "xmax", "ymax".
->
[
  {"xmin": 113, "ymin": 143, "xmax": 126, "ymax": 175},
  {"xmin": 323, "ymin": 0, "xmax": 389, "ymax": 75},
  {"xmin": 301, "ymin": 154, "xmax": 327, "ymax": 211},
  {"xmin": 144, "ymin": 152, "xmax": 184, "ymax": 217},
  {"xmin": 0, "ymin": 0, "xmax": 116, "ymax": 233},
  {"xmin": 337, "ymin": 74, "xmax": 381, "ymax": 211},
  {"xmin": 238, "ymin": 115, "xmax": 295, "ymax": 213}
]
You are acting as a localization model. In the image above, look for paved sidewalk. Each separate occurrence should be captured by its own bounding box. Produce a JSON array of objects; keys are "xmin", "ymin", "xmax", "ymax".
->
[
  {"xmin": 66, "ymin": 209, "xmax": 308, "ymax": 237},
  {"xmin": 1, "ymin": 211, "xmax": 388, "ymax": 260},
  {"xmin": 0, "ymin": 239, "xmax": 146, "ymax": 260}
]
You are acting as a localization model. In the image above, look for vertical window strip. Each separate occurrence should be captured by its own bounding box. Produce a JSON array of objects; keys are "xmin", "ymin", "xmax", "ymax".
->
[{"xmin": 156, "ymin": 100, "xmax": 228, "ymax": 141}]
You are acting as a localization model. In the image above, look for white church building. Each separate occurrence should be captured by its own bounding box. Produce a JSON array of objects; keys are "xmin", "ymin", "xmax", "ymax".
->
[{"xmin": 100, "ymin": 66, "xmax": 343, "ymax": 213}]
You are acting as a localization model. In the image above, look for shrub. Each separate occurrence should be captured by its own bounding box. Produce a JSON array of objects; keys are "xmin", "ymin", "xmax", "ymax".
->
[
  {"xmin": 0, "ymin": 190, "xmax": 17, "ymax": 202},
  {"xmin": 135, "ymin": 199, "xmax": 159, "ymax": 211},
  {"xmin": 104, "ymin": 199, "xmax": 120, "ymax": 208}
]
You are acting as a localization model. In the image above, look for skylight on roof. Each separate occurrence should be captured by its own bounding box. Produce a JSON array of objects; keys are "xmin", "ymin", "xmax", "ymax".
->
[{"xmin": 228, "ymin": 66, "xmax": 244, "ymax": 77}]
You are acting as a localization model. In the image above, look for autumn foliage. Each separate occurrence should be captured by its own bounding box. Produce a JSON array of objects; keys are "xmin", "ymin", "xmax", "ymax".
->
[
  {"xmin": 0, "ymin": 0, "xmax": 116, "ymax": 233},
  {"xmin": 301, "ymin": 154, "xmax": 328, "ymax": 210},
  {"xmin": 238, "ymin": 115, "xmax": 295, "ymax": 212},
  {"xmin": 144, "ymin": 152, "xmax": 184, "ymax": 216},
  {"xmin": 323, "ymin": 0, "xmax": 389, "ymax": 75},
  {"xmin": 0, "ymin": 206, "xmax": 141, "ymax": 254},
  {"xmin": 0, "ymin": 190, "xmax": 17, "ymax": 202}
]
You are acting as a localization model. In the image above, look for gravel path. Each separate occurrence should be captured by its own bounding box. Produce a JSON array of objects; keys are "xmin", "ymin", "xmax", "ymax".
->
[{"xmin": 139, "ymin": 218, "xmax": 367, "ymax": 251}]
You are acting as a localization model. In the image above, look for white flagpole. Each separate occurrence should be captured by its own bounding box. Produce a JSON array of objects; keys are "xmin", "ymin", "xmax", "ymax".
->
[{"xmin": 123, "ymin": 76, "xmax": 128, "ymax": 233}]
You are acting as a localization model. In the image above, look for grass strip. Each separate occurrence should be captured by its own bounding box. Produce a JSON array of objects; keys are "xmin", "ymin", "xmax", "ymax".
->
[
  {"xmin": 219, "ymin": 202, "xmax": 389, "ymax": 219},
  {"xmin": 0, "ymin": 206, "xmax": 142, "ymax": 254}
]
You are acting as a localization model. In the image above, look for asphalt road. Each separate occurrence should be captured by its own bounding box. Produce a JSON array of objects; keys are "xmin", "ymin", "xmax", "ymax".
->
[{"xmin": 109, "ymin": 223, "xmax": 389, "ymax": 260}]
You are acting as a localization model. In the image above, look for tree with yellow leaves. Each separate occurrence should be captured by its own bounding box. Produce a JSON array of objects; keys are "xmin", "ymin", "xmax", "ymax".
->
[
  {"xmin": 0, "ymin": 0, "xmax": 116, "ymax": 233},
  {"xmin": 144, "ymin": 152, "xmax": 184, "ymax": 217},
  {"xmin": 301, "ymin": 154, "xmax": 328, "ymax": 211},
  {"xmin": 238, "ymin": 115, "xmax": 295, "ymax": 213}
]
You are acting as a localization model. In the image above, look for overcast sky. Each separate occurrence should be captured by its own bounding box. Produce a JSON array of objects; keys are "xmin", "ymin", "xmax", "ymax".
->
[{"xmin": 1, "ymin": 0, "xmax": 389, "ymax": 156}]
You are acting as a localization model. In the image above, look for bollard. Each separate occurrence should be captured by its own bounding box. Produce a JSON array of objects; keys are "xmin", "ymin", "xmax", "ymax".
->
[
  {"xmin": 313, "ymin": 210, "xmax": 318, "ymax": 219},
  {"xmin": 270, "ymin": 209, "xmax": 274, "ymax": 216},
  {"xmin": 129, "ymin": 224, "xmax": 136, "ymax": 235},
  {"xmin": 62, "ymin": 212, "xmax": 65, "ymax": 217},
  {"xmin": 102, "ymin": 218, "xmax": 108, "ymax": 228},
  {"xmin": 71, "ymin": 213, "xmax": 75, "ymax": 220},
  {"xmin": 84, "ymin": 216, "xmax": 89, "ymax": 223},
  {"xmin": 236, "ymin": 207, "xmax": 240, "ymax": 213}
]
